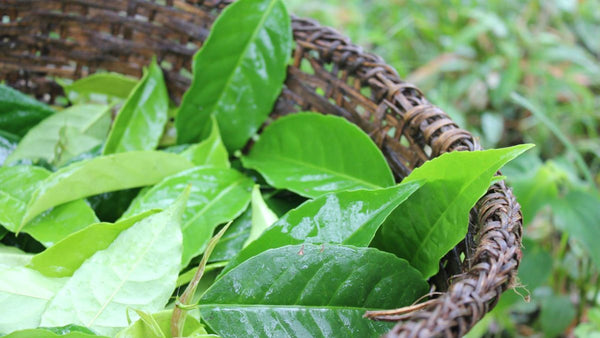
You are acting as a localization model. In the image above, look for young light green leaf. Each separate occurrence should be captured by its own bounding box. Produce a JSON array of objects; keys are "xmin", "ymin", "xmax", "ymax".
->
[
  {"xmin": 20, "ymin": 151, "xmax": 194, "ymax": 227},
  {"xmin": 29, "ymin": 210, "xmax": 160, "ymax": 277},
  {"xmin": 242, "ymin": 113, "xmax": 395, "ymax": 198},
  {"xmin": 40, "ymin": 191, "xmax": 187, "ymax": 336},
  {"xmin": 59, "ymin": 72, "xmax": 138, "ymax": 104},
  {"xmin": 0, "ymin": 84, "xmax": 55, "ymax": 136},
  {"xmin": 115, "ymin": 310, "xmax": 204, "ymax": 338},
  {"xmin": 373, "ymin": 144, "xmax": 534, "ymax": 278},
  {"xmin": 103, "ymin": 59, "xmax": 169, "ymax": 154},
  {"xmin": 0, "ymin": 166, "xmax": 98, "ymax": 246},
  {"xmin": 3, "ymin": 326, "xmax": 103, "ymax": 338},
  {"xmin": 176, "ymin": 0, "xmax": 292, "ymax": 150},
  {"xmin": 6, "ymin": 104, "xmax": 111, "ymax": 166},
  {"xmin": 243, "ymin": 185, "xmax": 278, "ymax": 248},
  {"xmin": 122, "ymin": 167, "xmax": 253, "ymax": 266},
  {"xmin": 180, "ymin": 116, "xmax": 229, "ymax": 168},
  {"xmin": 0, "ymin": 245, "xmax": 33, "ymax": 268},
  {"xmin": 201, "ymin": 244, "xmax": 427, "ymax": 337},
  {"xmin": 0, "ymin": 266, "xmax": 66, "ymax": 334},
  {"xmin": 223, "ymin": 181, "xmax": 421, "ymax": 274},
  {"xmin": 553, "ymin": 189, "xmax": 600, "ymax": 270}
]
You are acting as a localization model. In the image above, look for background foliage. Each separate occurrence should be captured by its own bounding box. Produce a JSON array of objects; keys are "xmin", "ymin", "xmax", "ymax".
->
[{"xmin": 286, "ymin": 0, "xmax": 600, "ymax": 336}]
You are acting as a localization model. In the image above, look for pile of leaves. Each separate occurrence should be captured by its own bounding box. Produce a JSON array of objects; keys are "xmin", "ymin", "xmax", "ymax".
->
[{"xmin": 0, "ymin": 0, "xmax": 531, "ymax": 337}]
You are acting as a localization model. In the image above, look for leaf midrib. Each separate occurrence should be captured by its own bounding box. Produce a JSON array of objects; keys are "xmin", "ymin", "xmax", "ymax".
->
[
  {"xmin": 198, "ymin": 303, "xmax": 382, "ymax": 312},
  {"xmin": 209, "ymin": 0, "xmax": 278, "ymax": 116},
  {"xmin": 407, "ymin": 156, "xmax": 512, "ymax": 271}
]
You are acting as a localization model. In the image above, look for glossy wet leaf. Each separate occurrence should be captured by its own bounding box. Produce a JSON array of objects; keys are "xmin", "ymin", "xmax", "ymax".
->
[
  {"xmin": 59, "ymin": 72, "xmax": 138, "ymax": 104},
  {"xmin": 0, "ymin": 84, "xmax": 55, "ymax": 136},
  {"xmin": 3, "ymin": 326, "xmax": 103, "ymax": 338},
  {"xmin": 373, "ymin": 144, "xmax": 534, "ymax": 278},
  {"xmin": 553, "ymin": 189, "xmax": 600, "ymax": 270},
  {"xmin": 180, "ymin": 116, "xmax": 229, "ymax": 168},
  {"xmin": 201, "ymin": 244, "xmax": 427, "ymax": 337},
  {"xmin": 223, "ymin": 181, "xmax": 421, "ymax": 273},
  {"xmin": 0, "ymin": 131, "xmax": 18, "ymax": 166},
  {"xmin": 115, "ymin": 310, "xmax": 204, "ymax": 338},
  {"xmin": 40, "ymin": 193, "xmax": 187, "ymax": 336},
  {"xmin": 103, "ymin": 59, "xmax": 169, "ymax": 154},
  {"xmin": 0, "ymin": 166, "xmax": 98, "ymax": 246},
  {"xmin": 122, "ymin": 167, "xmax": 253, "ymax": 266},
  {"xmin": 21, "ymin": 151, "xmax": 194, "ymax": 226},
  {"xmin": 6, "ymin": 104, "xmax": 111, "ymax": 166},
  {"xmin": 0, "ymin": 266, "xmax": 66, "ymax": 333},
  {"xmin": 29, "ymin": 210, "xmax": 160, "ymax": 277},
  {"xmin": 243, "ymin": 185, "xmax": 278, "ymax": 247},
  {"xmin": 176, "ymin": 0, "xmax": 292, "ymax": 150},
  {"xmin": 242, "ymin": 113, "xmax": 395, "ymax": 198}
]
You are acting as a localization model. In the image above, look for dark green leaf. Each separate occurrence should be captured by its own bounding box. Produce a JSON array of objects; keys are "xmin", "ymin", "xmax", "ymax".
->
[
  {"xmin": 553, "ymin": 189, "xmax": 600, "ymax": 269},
  {"xmin": 373, "ymin": 144, "xmax": 534, "ymax": 278},
  {"xmin": 242, "ymin": 113, "xmax": 395, "ymax": 198},
  {"xmin": 122, "ymin": 167, "xmax": 253, "ymax": 266},
  {"xmin": 0, "ymin": 165, "xmax": 98, "ymax": 246},
  {"xmin": 540, "ymin": 295, "xmax": 576, "ymax": 337},
  {"xmin": 103, "ymin": 59, "xmax": 169, "ymax": 154},
  {"xmin": 222, "ymin": 181, "xmax": 421, "ymax": 276},
  {"xmin": 201, "ymin": 244, "xmax": 427, "ymax": 337},
  {"xmin": 87, "ymin": 188, "xmax": 141, "ymax": 223},
  {"xmin": 59, "ymin": 72, "xmax": 138, "ymax": 104},
  {"xmin": 40, "ymin": 192, "xmax": 187, "ymax": 336},
  {"xmin": 0, "ymin": 84, "xmax": 55, "ymax": 136},
  {"xmin": 176, "ymin": 0, "xmax": 292, "ymax": 150},
  {"xmin": 28, "ymin": 210, "xmax": 160, "ymax": 277},
  {"xmin": 20, "ymin": 151, "xmax": 194, "ymax": 227},
  {"xmin": 209, "ymin": 207, "xmax": 252, "ymax": 262}
]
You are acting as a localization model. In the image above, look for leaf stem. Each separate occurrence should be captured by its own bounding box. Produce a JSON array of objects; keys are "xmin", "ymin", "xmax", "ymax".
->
[{"xmin": 171, "ymin": 221, "xmax": 231, "ymax": 337}]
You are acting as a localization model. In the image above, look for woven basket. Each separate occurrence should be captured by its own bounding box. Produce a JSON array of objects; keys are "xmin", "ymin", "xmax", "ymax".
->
[{"xmin": 0, "ymin": 0, "xmax": 523, "ymax": 336}]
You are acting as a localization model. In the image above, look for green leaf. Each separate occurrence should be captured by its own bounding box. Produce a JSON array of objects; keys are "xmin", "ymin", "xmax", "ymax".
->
[
  {"xmin": 122, "ymin": 167, "xmax": 253, "ymax": 266},
  {"xmin": 0, "ymin": 84, "xmax": 55, "ymax": 136},
  {"xmin": 6, "ymin": 104, "xmax": 111, "ymax": 166},
  {"xmin": 201, "ymin": 244, "xmax": 427, "ymax": 337},
  {"xmin": 518, "ymin": 238, "xmax": 553, "ymax": 290},
  {"xmin": 0, "ymin": 245, "xmax": 33, "ymax": 268},
  {"xmin": 115, "ymin": 310, "xmax": 204, "ymax": 338},
  {"xmin": 0, "ymin": 165, "xmax": 98, "ymax": 246},
  {"xmin": 373, "ymin": 144, "xmax": 534, "ymax": 278},
  {"xmin": 0, "ymin": 266, "xmax": 66, "ymax": 333},
  {"xmin": 28, "ymin": 210, "xmax": 160, "ymax": 277},
  {"xmin": 243, "ymin": 185, "xmax": 278, "ymax": 247},
  {"xmin": 176, "ymin": 0, "xmax": 292, "ymax": 150},
  {"xmin": 180, "ymin": 116, "xmax": 229, "ymax": 168},
  {"xmin": 40, "ymin": 192, "xmax": 187, "ymax": 336},
  {"xmin": 103, "ymin": 59, "xmax": 169, "ymax": 154},
  {"xmin": 222, "ymin": 181, "xmax": 421, "ymax": 277},
  {"xmin": 20, "ymin": 151, "xmax": 194, "ymax": 227},
  {"xmin": 59, "ymin": 72, "xmax": 138, "ymax": 104},
  {"xmin": 0, "ymin": 131, "xmax": 18, "ymax": 166},
  {"xmin": 242, "ymin": 113, "xmax": 395, "ymax": 198},
  {"xmin": 540, "ymin": 295, "xmax": 576, "ymax": 337},
  {"xmin": 3, "ymin": 325, "xmax": 103, "ymax": 337},
  {"xmin": 553, "ymin": 189, "xmax": 600, "ymax": 270}
]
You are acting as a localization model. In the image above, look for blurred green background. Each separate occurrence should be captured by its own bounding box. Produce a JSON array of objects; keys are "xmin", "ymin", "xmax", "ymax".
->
[{"xmin": 285, "ymin": 0, "xmax": 600, "ymax": 336}]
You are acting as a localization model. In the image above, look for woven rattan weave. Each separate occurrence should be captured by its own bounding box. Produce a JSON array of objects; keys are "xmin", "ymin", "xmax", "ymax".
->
[{"xmin": 0, "ymin": 0, "xmax": 524, "ymax": 336}]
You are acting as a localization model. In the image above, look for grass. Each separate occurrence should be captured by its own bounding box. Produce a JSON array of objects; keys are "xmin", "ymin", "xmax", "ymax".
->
[{"xmin": 284, "ymin": 0, "xmax": 600, "ymax": 336}]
